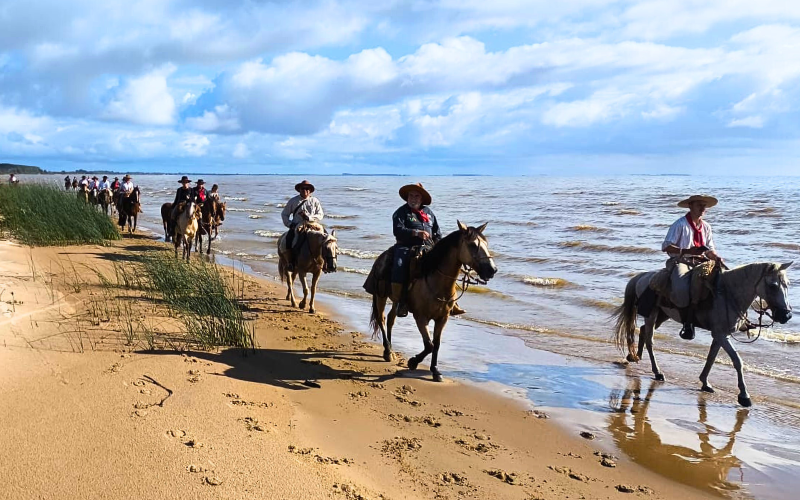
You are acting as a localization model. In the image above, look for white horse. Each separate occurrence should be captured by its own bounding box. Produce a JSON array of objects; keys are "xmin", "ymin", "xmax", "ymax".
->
[
  {"xmin": 613, "ymin": 261, "xmax": 793, "ymax": 407},
  {"xmin": 173, "ymin": 201, "xmax": 198, "ymax": 261}
]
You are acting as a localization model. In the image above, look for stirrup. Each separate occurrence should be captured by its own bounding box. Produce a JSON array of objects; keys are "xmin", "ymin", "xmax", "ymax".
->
[
  {"xmin": 396, "ymin": 302, "xmax": 409, "ymax": 318},
  {"xmin": 450, "ymin": 303, "xmax": 466, "ymax": 316},
  {"xmin": 679, "ymin": 323, "xmax": 695, "ymax": 340}
]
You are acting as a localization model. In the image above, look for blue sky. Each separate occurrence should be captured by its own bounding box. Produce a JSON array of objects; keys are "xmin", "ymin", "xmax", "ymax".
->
[{"xmin": 2, "ymin": 0, "xmax": 800, "ymax": 175}]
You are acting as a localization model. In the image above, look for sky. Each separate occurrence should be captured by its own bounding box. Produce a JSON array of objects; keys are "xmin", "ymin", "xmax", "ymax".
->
[{"xmin": 2, "ymin": 0, "xmax": 800, "ymax": 175}]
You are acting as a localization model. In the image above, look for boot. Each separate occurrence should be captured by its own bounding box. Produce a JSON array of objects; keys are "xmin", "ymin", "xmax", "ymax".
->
[
  {"xmin": 680, "ymin": 308, "xmax": 695, "ymax": 340},
  {"xmin": 392, "ymin": 282, "xmax": 408, "ymax": 317},
  {"xmin": 450, "ymin": 301, "xmax": 466, "ymax": 316}
]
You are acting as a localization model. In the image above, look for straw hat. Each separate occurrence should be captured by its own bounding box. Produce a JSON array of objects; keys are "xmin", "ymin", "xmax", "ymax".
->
[
  {"xmin": 178, "ymin": 175, "xmax": 191, "ymax": 184},
  {"xmin": 295, "ymin": 180, "xmax": 315, "ymax": 193},
  {"xmin": 399, "ymin": 183, "xmax": 432, "ymax": 206},
  {"xmin": 122, "ymin": 175, "xmax": 131, "ymax": 181},
  {"xmin": 677, "ymin": 194, "xmax": 718, "ymax": 208}
]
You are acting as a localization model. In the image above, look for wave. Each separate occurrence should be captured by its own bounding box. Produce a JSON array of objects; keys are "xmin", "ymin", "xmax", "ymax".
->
[
  {"xmin": 345, "ymin": 187, "xmax": 368, "ymax": 191},
  {"xmin": 330, "ymin": 225, "xmax": 357, "ymax": 231},
  {"xmin": 227, "ymin": 208, "xmax": 267, "ymax": 213},
  {"xmin": 492, "ymin": 220, "xmax": 538, "ymax": 227},
  {"xmin": 559, "ymin": 241, "xmax": 658, "ymax": 254},
  {"xmin": 254, "ymin": 230, "xmax": 283, "ymax": 238},
  {"xmin": 275, "ymin": 203, "xmax": 286, "ymax": 208},
  {"xmin": 327, "ymin": 214, "xmax": 359, "ymax": 219},
  {"xmin": 615, "ymin": 209, "xmax": 642, "ymax": 216},
  {"xmin": 340, "ymin": 266, "xmax": 370, "ymax": 275},
  {"xmin": 766, "ymin": 242, "xmax": 800, "ymax": 251},
  {"xmin": 601, "ymin": 201, "xmax": 620, "ymax": 206},
  {"xmin": 460, "ymin": 285, "xmax": 512, "ymax": 300},
  {"xmin": 580, "ymin": 298, "xmax": 620, "ymax": 311},
  {"xmin": 522, "ymin": 276, "xmax": 573, "ymax": 288},
  {"xmin": 339, "ymin": 248, "xmax": 381, "ymax": 259},
  {"xmin": 570, "ymin": 225, "xmax": 610, "ymax": 232},
  {"xmin": 225, "ymin": 196, "xmax": 248, "ymax": 201},
  {"xmin": 762, "ymin": 330, "xmax": 800, "ymax": 344},
  {"xmin": 248, "ymin": 215, "xmax": 262, "ymax": 219}
]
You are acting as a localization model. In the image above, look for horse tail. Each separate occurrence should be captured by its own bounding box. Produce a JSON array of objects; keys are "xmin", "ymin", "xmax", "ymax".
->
[
  {"xmin": 278, "ymin": 255, "xmax": 288, "ymax": 284},
  {"xmin": 612, "ymin": 274, "xmax": 640, "ymax": 362},
  {"xmin": 369, "ymin": 294, "xmax": 381, "ymax": 339}
]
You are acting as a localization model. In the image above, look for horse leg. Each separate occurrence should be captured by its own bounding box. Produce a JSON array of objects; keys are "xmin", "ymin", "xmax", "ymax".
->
[
  {"xmin": 205, "ymin": 228, "xmax": 212, "ymax": 255},
  {"xmin": 429, "ymin": 317, "xmax": 448, "ymax": 382},
  {"xmin": 132, "ymin": 214, "xmax": 137, "ymax": 233},
  {"xmin": 718, "ymin": 336, "xmax": 752, "ymax": 407},
  {"xmin": 185, "ymin": 234, "xmax": 193, "ymax": 261},
  {"xmin": 699, "ymin": 338, "xmax": 721, "ymax": 393},
  {"xmin": 287, "ymin": 272, "xmax": 298, "ymax": 308},
  {"xmin": 408, "ymin": 316, "xmax": 433, "ymax": 371},
  {"xmin": 298, "ymin": 273, "xmax": 309, "ymax": 310},
  {"xmin": 384, "ymin": 304, "xmax": 397, "ymax": 361},
  {"xmin": 308, "ymin": 271, "xmax": 320, "ymax": 314},
  {"xmin": 642, "ymin": 319, "xmax": 664, "ymax": 381}
]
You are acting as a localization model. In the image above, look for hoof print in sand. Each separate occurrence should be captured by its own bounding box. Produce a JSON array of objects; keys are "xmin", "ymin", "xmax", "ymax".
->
[
  {"xmin": 526, "ymin": 409, "xmax": 549, "ymax": 419},
  {"xmin": 167, "ymin": 429, "xmax": 187, "ymax": 439},
  {"xmin": 349, "ymin": 390, "xmax": 369, "ymax": 399},
  {"xmin": 439, "ymin": 472, "xmax": 469, "ymax": 486},
  {"xmin": 601, "ymin": 457, "xmax": 617, "ymax": 468},
  {"xmin": 289, "ymin": 445, "xmax": 352, "ymax": 465},
  {"xmin": 185, "ymin": 438, "xmax": 205, "ymax": 449},
  {"xmin": 187, "ymin": 464, "xmax": 205, "ymax": 473},
  {"xmin": 484, "ymin": 469, "xmax": 518, "ymax": 485},
  {"xmin": 388, "ymin": 414, "xmax": 441, "ymax": 428},
  {"xmin": 204, "ymin": 476, "xmax": 223, "ymax": 486},
  {"xmin": 332, "ymin": 483, "xmax": 372, "ymax": 500},
  {"xmin": 548, "ymin": 466, "xmax": 590, "ymax": 483},
  {"xmin": 455, "ymin": 436, "xmax": 499, "ymax": 454},
  {"xmin": 616, "ymin": 485, "xmax": 654, "ymax": 494},
  {"xmin": 441, "ymin": 408, "xmax": 465, "ymax": 417},
  {"xmin": 187, "ymin": 369, "xmax": 201, "ymax": 383},
  {"xmin": 579, "ymin": 431, "xmax": 595, "ymax": 440},
  {"xmin": 381, "ymin": 436, "xmax": 422, "ymax": 459},
  {"xmin": 241, "ymin": 416, "xmax": 267, "ymax": 432}
]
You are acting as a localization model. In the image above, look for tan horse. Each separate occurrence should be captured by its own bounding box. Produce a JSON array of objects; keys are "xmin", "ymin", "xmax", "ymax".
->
[
  {"xmin": 195, "ymin": 199, "xmax": 226, "ymax": 254},
  {"xmin": 77, "ymin": 185, "xmax": 88, "ymax": 203},
  {"xmin": 366, "ymin": 221, "xmax": 497, "ymax": 382},
  {"xmin": 613, "ymin": 261, "xmax": 793, "ymax": 407},
  {"xmin": 277, "ymin": 224, "xmax": 338, "ymax": 314},
  {"xmin": 173, "ymin": 201, "xmax": 199, "ymax": 261}
]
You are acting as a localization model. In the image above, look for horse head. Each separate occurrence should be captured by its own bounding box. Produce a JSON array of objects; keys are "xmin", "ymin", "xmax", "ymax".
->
[
  {"xmin": 456, "ymin": 220, "xmax": 497, "ymax": 282},
  {"xmin": 757, "ymin": 262, "xmax": 793, "ymax": 324},
  {"xmin": 217, "ymin": 202, "xmax": 226, "ymax": 223},
  {"xmin": 322, "ymin": 230, "xmax": 338, "ymax": 273}
]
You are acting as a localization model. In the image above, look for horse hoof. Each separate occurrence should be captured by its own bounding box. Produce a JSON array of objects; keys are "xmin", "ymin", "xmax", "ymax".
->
[
  {"xmin": 432, "ymin": 372, "xmax": 443, "ymax": 382},
  {"xmin": 383, "ymin": 350, "xmax": 393, "ymax": 362},
  {"xmin": 654, "ymin": 373, "xmax": 665, "ymax": 382},
  {"xmin": 626, "ymin": 354, "xmax": 639, "ymax": 363},
  {"xmin": 309, "ymin": 307, "xmax": 315, "ymax": 314},
  {"xmin": 738, "ymin": 395, "xmax": 753, "ymax": 407},
  {"xmin": 701, "ymin": 385, "xmax": 715, "ymax": 393},
  {"xmin": 407, "ymin": 357, "xmax": 419, "ymax": 371}
]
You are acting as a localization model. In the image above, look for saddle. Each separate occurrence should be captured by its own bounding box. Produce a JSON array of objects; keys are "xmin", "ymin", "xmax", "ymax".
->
[
  {"xmin": 648, "ymin": 258, "xmax": 721, "ymax": 307},
  {"xmin": 362, "ymin": 245, "xmax": 430, "ymax": 297}
]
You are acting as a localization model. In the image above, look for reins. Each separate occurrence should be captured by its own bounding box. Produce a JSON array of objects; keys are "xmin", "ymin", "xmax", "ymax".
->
[{"xmin": 721, "ymin": 266, "xmax": 773, "ymax": 343}]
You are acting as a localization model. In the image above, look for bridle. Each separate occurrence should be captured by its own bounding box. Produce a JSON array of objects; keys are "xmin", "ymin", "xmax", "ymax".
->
[
  {"xmin": 722, "ymin": 266, "xmax": 780, "ymax": 343},
  {"xmin": 429, "ymin": 235, "xmax": 492, "ymax": 303}
]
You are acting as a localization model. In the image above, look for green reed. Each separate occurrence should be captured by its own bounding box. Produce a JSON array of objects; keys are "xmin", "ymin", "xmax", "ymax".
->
[
  {"xmin": 140, "ymin": 252, "xmax": 255, "ymax": 350},
  {"xmin": 0, "ymin": 184, "xmax": 119, "ymax": 245}
]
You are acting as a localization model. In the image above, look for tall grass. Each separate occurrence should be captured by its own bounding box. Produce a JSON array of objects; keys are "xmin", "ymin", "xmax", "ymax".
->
[
  {"xmin": 140, "ymin": 253, "xmax": 255, "ymax": 350},
  {"xmin": 0, "ymin": 184, "xmax": 119, "ymax": 245}
]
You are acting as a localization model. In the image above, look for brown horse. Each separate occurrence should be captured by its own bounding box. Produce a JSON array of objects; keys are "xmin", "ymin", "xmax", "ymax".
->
[
  {"xmin": 367, "ymin": 221, "xmax": 497, "ymax": 382},
  {"xmin": 277, "ymin": 224, "xmax": 338, "ymax": 314},
  {"xmin": 77, "ymin": 185, "xmax": 88, "ymax": 203},
  {"xmin": 118, "ymin": 187, "xmax": 141, "ymax": 233},
  {"xmin": 195, "ymin": 199, "xmax": 226, "ymax": 254},
  {"xmin": 160, "ymin": 202, "xmax": 173, "ymax": 242},
  {"xmin": 173, "ymin": 201, "xmax": 199, "ymax": 261},
  {"xmin": 98, "ymin": 189, "xmax": 113, "ymax": 215}
]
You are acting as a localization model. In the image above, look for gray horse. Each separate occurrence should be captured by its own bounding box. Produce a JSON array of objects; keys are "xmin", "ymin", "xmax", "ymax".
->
[
  {"xmin": 277, "ymin": 225, "xmax": 338, "ymax": 314},
  {"xmin": 613, "ymin": 261, "xmax": 793, "ymax": 407}
]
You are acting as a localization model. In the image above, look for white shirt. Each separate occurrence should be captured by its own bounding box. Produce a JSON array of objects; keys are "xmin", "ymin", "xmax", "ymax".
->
[
  {"xmin": 121, "ymin": 181, "xmax": 134, "ymax": 193},
  {"xmin": 662, "ymin": 215, "xmax": 715, "ymax": 255},
  {"xmin": 79, "ymin": 178, "xmax": 89, "ymax": 186},
  {"xmin": 281, "ymin": 195, "xmax": 324, "ymax": 228},
  {"xmin": 98, "ymin": 180, "xmax": 110, "ymax": 190}
]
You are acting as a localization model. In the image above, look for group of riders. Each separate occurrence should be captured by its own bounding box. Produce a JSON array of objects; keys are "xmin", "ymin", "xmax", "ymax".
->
[{"xmin": 165, "ymin": 176, "xmax": 221, "ymax": 242}]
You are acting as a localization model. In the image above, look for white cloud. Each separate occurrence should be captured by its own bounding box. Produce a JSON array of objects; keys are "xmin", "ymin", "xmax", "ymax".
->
[
  {"xmin": 232, "ymin": 142, "xmax": 249, "ymax": 158},
  {"xmin": 728, "ymin": 116, "xmax": 765, "ymax": 128},
  {"xmin": 103, "ymin": 66, "xmax": 177, "ymax": 125},
  {"xmin": 185, "ymin": 105, "xmax": 240, "ymax": 133},
  {"xmin": 181, "ymin": 133, "xmax": 210, "ymax": 156}
]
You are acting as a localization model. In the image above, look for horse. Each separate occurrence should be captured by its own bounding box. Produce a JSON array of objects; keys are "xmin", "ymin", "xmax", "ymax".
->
[
  {"xmin": 277, "ymin": 224, "xmax": 338, "ymax": 314},
  {"xmin": 195, "ymin": 199, "xmax": 226, "ymax": 254},
  {"xmin": 366, "ymin": 221, "xmax": 497, "ymax": 382},
  {"xmin": 98, "ymin": 189, "xmax": 113, "ymax": 215},
  {"xmin": 71, "ymin": 179, "xmax": 78, "ymax": 190},
  {"xmin": 212, "ymin": 201, "xmax": 226, "ymax": 240},
  {"xmin": 613, "ymin": 261, "xmax": 793, "ymax": 407},
  {"xmin": 88, "ymin": 187, "xmax": 99, "ymax": 209},
  {"xmin": 173, "ymin": 201, "xmax": 199, "ymax": 261},
  {"xmin": 118, "ymin": 187, "xmax": 141, "ymax": 233},
  {"xmin": 77, "ymin": 185, "xmax": 89, "ymax": 203},
  {"xmin": 64, "ymin": 177, "xmax": 71, "ymax": 191},
  {"xmin": 160, "ymin": 202, "xmax": 173, "ymax": 242}
]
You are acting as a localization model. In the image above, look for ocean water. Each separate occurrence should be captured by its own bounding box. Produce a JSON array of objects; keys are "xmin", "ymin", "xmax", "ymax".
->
[{"xmin": 46, "ymin": 174, "xmax": 800, "ymax": 498}]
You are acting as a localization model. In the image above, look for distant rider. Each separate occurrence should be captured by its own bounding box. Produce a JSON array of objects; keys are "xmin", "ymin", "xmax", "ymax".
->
[
  {"xmin": 191, "ymin": 179, "xmax": 208, "ymax": 204},
  {"xmin": 168, "ymin": 176, "xmax": 194, "ymax": 236},
  {"xmin": 281, "ymin": 180, "xmax": 324, "ymax": 272},
  {"xmin": 662, "ymin": 194, "xmax": 723, "ymax": 340}
]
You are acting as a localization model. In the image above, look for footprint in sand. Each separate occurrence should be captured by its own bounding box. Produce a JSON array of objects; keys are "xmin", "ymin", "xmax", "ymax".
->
[
  {"xmin": 548, "ymin": 465, "xmax": 590, "ymax": 483},
  {"xmin": 484, "ymin": 469, "xmax": 519, "ymax": 485},
  {"xmin": 204, "ymin": 476, "xmax": 223, "ymax": 486},
  {"xmin": 167, "ymin": 429, "xmax": 187, "ymax": 439}
]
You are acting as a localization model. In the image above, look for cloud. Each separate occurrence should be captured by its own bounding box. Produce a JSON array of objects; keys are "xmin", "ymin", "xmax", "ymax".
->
[
  {"xmin": 232, "ymin": 142, "xmax": 249, "ymax": 158},
  {"xmin": 728, "ymin": 116, "xmax": 764, "ymax": 128},
  {"xmin": 181, "ymin": 133, "xmax": 210, "ymax": 156},
  {"xmin": 103, "ymin": 66, "xmax": 177, "ymax": 125}
]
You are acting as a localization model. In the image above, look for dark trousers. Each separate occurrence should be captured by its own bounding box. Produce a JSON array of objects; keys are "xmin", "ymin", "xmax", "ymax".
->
[{"xmin": 391, "ymin": 246, "xmax": 412, "ymax": 284}]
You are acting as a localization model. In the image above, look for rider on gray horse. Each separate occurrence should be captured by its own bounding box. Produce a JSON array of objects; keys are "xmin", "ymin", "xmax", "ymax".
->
[
  {"xmin": 662, "ymin": 194, "xmax": 724, "ymax": 340},
  {"xmin": 391, "ymin": 183, "xmax": 465, "ymax": 318},
  {"xmin": 281, "ymin": 180, "xmax": 324, "ymax": 272}
]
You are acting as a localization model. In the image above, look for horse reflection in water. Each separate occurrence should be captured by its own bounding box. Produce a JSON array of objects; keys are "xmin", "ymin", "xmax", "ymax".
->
[{"xmin": 607, "ymin": 378, "xmax": 748, "ymax": 496}]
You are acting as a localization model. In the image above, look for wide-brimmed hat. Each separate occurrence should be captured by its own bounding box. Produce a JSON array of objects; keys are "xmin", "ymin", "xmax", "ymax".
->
[
  {"xmin": 92, "ymin": 176, "xmax": 98, "ymax": 180},
  {"xmin": 399, "ymin": 183, "xmax": 432, "ymax": 206},
  {"xmin": 295, "ymin": 180, "xmax": 315, "ymax": 193},
  {"xmin": 123, "ymin": 174, "xmax": 131, "ymax": 181},
  {"xmin": 102, "ymin": 175, "xmax": 108, "ymax": 179},
  {"xmin": 677, "ymin": 194, "xmax": 718, "ymax": 208},
  {"xmin": 178, "ymin": 175, "xmax": 191, "ymax": 184},
  {"xmin": 196, "ymin": 179, "xmax": 205, "ymax": 185}
]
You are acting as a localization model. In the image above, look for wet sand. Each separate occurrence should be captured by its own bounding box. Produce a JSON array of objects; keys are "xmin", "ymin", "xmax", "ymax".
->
[{"xmin": 0, "ymin": 236, "xmax": 721, "ymax": 499}]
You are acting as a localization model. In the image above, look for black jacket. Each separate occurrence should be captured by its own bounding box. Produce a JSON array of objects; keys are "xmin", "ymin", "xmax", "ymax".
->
[
  {"xmin": 392, "ymin": 204, "xmax": 441, "ymax": 247},
  {"xmin": 173, "ymin": 186, "xmax": 192, "ymax": 205}
]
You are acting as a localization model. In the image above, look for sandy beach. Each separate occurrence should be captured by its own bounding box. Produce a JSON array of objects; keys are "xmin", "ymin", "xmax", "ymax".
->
[{"xmin": 0, "ymin": 236, "xmax": 720, "ymax": 500}]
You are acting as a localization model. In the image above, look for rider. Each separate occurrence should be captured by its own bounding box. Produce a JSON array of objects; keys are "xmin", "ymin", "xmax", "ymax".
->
[
  {"xmin": 79, "ymin": 175, "xmax": 89, "ymax": 189},
  {"xmin": 8, "ymin": 173, "xmax": 18, "ymax": 185},
  {"xmin": 662, "ymin": 194, "xmax": 723, "ymax": 340},
  {"xmin": 391, "ymin": 183, "xmax": 466, "ymax": 318},
  {"xmin": 191, "ymin": 179, "xmax": 208, "ymax": 204},
  {"xmin": 281, "ymin": 180, "xmax": 324, "ymax": 272},
  {"xmin": 117, "ymin": 175, "xmax": 135, "ymax": 227},
  {"xmin": 208, "ymin": 184, "xmax": 220, "ymax": 202},
  {"xmin": 169, "ymin": 176, "xmax": 194, "ymax": 236},
  {"xmin": 98, "ymin": 175, "xmax": 110, "ymax": 191},
  {"xmin": 64, "ymin": 175, "xmax": 71, "ymax": 190},
  {"xmin": 89, "ymin": 176, "xmax": 98, "ymax": 191},
  {"xmin": 111, "ymin": 176, "xmax": 120, "ymax": 192}
]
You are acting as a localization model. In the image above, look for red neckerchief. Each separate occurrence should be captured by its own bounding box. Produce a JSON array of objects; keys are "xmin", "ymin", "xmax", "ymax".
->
[
  {"xmin": 685, "ymin": 213, "xmax": 704, "ymax": 247},
  {"xmin": 413, "ymin": 208, "xmax": 430, "ymax": 224}
]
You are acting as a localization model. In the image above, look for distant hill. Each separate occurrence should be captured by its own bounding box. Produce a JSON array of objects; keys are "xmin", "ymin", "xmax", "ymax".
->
[{"xmin": 0, "ymin": 163, "xmax": 43, "ymax": 174}]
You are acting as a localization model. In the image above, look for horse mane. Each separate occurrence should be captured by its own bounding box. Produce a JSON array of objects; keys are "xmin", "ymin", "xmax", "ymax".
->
[{"xmin": 419, "ymin": 230, "xmax": 463, "ymax": 277}]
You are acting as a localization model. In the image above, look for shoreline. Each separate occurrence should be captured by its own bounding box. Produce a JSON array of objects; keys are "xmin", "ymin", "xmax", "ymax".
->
[{"xmin": 0, "ymin": 236, "xmax": 719, "ymax": 499}]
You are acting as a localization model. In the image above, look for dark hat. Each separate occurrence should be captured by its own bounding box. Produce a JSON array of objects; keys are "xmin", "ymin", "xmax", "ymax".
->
[
  {"xmin": 179, "ymin": 175, "xmax": 191, "ymax": 184},
  {"xmin": 295, "ymin": 180, "xmax": 315, "ymax": 193},
  {"xmin": 677, "ymin": 194, "xmax": 718, "ymax": 208},
  {"xmin": 114, "ymin": 177, "xmax": 119, "ymax": 180},
  {"xmin": 399, "ymin": 183, "xmax": 432, "ymax": 206},
  {"xmin": 196, "ymin": 179, "xmax": 205, "ymax": 185},
  {"xmin": 92, "ymin": 176, "xmax": 98, "ymax": 180},
  {"xmin": 123, "ymin": 174, "xmax": 132, "ymax": 181},
  {"xmin": 102, "ymin": 175, "xmax": 108, "ymax": 179}
]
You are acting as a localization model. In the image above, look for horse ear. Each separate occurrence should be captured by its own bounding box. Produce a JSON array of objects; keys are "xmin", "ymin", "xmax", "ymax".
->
[
  {"xmin": 476, "ymin": 222, "xmax": 488, "ymax": 234},
  {"xmin": 330, "ymin": 230, "xmax": 336, "ymax": 238},
  {"xmin": 457, "ymin": 220, "xmax": 468, "ymax": 232},
  {"xmin": 780, "ymin": 261, "xmax": 794, "ymax": 271}
]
